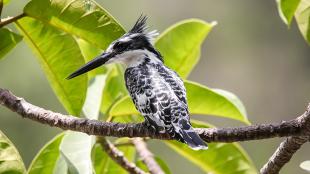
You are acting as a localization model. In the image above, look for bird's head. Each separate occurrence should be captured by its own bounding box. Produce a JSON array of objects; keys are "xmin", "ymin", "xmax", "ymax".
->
[{"xmin": 67, "ymin": 15, "xmax": 161, "ymax": 79}]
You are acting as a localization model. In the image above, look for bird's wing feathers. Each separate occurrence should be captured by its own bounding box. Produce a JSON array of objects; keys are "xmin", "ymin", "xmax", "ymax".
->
[{"xmin": 125, "ymin": 64, "xmax": 190, "ymax": 132}]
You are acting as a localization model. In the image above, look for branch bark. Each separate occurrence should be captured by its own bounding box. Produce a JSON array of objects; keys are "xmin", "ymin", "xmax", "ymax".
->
[
  {"xmin": 0, "ymin": 88, "xmax": 309, "ymax": 143},
  {"xmin": 133, "ymin": 138, "xmax": 164, "ymax": 174},
  {"xmin": 1, "ymin": 88, "xmax": 310, "ymax": 174},
  {"xmin": 260, "ymin": 105, "xmax": 310, "ymax": 174},
  {"xmin": 97, "ymin": 137, "xmax": 146, "ymax": 174}
]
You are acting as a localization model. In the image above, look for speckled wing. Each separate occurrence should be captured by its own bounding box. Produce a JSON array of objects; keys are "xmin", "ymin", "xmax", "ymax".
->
[{"xmin": 124, "ymin": 63, "xmax": 190, "ymax": 135}]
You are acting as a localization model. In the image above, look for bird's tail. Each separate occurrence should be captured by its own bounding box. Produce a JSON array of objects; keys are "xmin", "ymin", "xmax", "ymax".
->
[{"xmin": 178, "ymin": 129, "xmax": 208, "ymax": 150}]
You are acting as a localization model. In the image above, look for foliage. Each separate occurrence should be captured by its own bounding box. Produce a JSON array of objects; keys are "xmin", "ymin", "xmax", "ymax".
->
[
  {"xmin": 276, "ymin": 0, "xmax": 310, "ymax": 44},
  {"xmin": 1, "ymin": 0, "xmax": 309, "ymax": 173},
  {"xmin": 0, "ymin": 131, "xmax": 26, "ymax": 174}
]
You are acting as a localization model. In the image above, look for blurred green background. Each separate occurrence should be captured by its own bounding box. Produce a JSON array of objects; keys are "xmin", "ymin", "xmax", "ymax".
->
[{"xmin": 1, "ymin": 0, "xmax": 309, "ymax": 173}]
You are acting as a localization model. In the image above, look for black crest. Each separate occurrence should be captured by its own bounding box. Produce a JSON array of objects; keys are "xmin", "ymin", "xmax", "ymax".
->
[{"xmin": 129, "ymin": 15, "xmax": 148, "ymax": 34}]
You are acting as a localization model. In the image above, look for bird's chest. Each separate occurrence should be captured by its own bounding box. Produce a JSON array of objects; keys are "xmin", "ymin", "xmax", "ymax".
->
[{"xmin": 125, "ymin": 65, "xmax": 158, "ymax": 94}]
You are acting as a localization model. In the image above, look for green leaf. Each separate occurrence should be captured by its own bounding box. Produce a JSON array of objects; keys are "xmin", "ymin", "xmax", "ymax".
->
[
  {"xmin": 59, "ymin": 75, "xmax": 107, "ymax": 173},
  {"xmin": 24, "ymin": 0, "xmax": 125, "ymax": 49},
  {"xmin": 28, "ymin": 134, "xmax": 64, "ymax": 174},
  {"xmin": 0, "ymin": 130, "xmax": 26, "ymax": 174},
  {"xmin": 100, "ymin": 65, "xmax": 127, "ymax": 115},
  {"xmin": 0, "ymin": 28, "xmax": 22, "ymax": 60},
  {"xmin": 59, "ymin": 131, "xmax": 94, "ymax": 174},
  {"xmin": 76, "ymin": 38, "xmax": 106, "ymax": 78},
  {"xmin": 3, "ymin": 0, "xmax": 11, "ymax": 5},
  {"xmin": 108, "ymin": 80, "xmax": 249, "ymax": 124},
  {"xmin": 155, "ymin": 19, "xmax": 216, "ymax": 78},
  {"xmin": 276, "ymin": 0, "xmax": 301, "ymax": 25},
  {"xmin": 16, "ymin": 17, "xmax": 87, "ymax": 115},
  {"xmin": 83, "ymin": 75, "xmax": 107, "ymax": 119},
  {"xmin": 136, "ymin": 156, "xmax": 172, "ymax": 174},
  {"xmin": 165, "ymin": 120, "xmax": 257, "ymax": 174},
  {"xmin": 92, "ymin": 141, "xmax": 136, "ymax": 174},
  {"xmin": 295, "ymin": 0, "xmax": 310, "ymax": 44},
  {"xmin": 300, "ymin": 161, "xmax": 310, "ymax": 172}
]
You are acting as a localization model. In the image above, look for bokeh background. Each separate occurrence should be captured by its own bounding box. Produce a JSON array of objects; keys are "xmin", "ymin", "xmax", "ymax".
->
[{"xmin": 1, "ymin": 0, "xmax": 309, "ymax": 173}]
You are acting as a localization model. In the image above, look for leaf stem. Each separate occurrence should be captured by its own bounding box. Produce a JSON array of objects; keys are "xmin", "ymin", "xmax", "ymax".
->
[{"xmin": 0, "ymin": 13, "xmax": 26, "ymax": 28}]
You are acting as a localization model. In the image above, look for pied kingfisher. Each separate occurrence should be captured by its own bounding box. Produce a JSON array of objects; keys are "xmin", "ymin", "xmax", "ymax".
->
[{"xmin": 67, "ymin": 15, "xmax": 208, "ymax": 150}]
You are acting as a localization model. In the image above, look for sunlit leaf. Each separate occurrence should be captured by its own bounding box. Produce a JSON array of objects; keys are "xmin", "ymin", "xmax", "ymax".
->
[
  {"xmin": 0, "ymin": 28, "xmax": 22, "ymax": 60},
  {"xmin": 100, "ymin": 65, "xmax": 127, "ymax": 116},
  {"xmin": 295, "ymin": 0, "xmax": 310, "ymax": 44},
  {"xmin": 155, "ymin": 19, "xmax": 216, "ymax": 78},
  {"xmin": 59, "ymin": 75, "xmax": 107, "ymax": 173},
  {"xmin": 3, "ymin": 0, "xmax": 11, "ymax": 5},
  {"xmin": 300, "ymin": 160, "xmax": 310, "ymax": 172},
  {"xmin": 92, "ymin": 140, "xmax": 136, "ymax": 174},
  {"xmin": 276, "ymin": 0, "xmax": 301, "ymax": 25},
  {"xmin": 165, "ymin": 120, "xmax": 257, "ymax": 174},
  {"xmin": 59, "ymin": 131, "xmax": 93, "ymax": 174},
  {"xmin": 0, "ymin": 130, "xmax": 26, "ymax": 174},
  {"xmin": 108, "ymin": 80, "xmax": 249, "ymax": 124},
  {"xmin": 16, "ymin": 17, "xmax": 87, "ymax": 115},
  {"xmin": 76, "ymin": 38, "xmax": 106, "ymax": 78},
  {"xmin": 24, "ymin": 0, "xmax": 125, "ymax": 49},
  {"xmin": 136, "ymin": 156, "xmax": 172, "ymax": 174},
  {"xmin": 83, "ymin": 75, "xmax": 107, "ymax": 119},
  {"xmin": 28, "ymin": 134, "xmax": 64, "ymax": 174}
]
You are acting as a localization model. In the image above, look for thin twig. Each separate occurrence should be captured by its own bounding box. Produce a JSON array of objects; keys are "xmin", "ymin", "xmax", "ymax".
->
[
  {"xmin": 260, "ymin": 105, "xmax": 310, "ymax": 174},
  {"xmin": 97, "ymin": 137, "xmax": 146, "ymax": 174},
  {"xmin": 133, "ymin": 138, "xmax": 164, "ymax": 174},
  {"xmin": 0, "ymin": 88, "xmax": 309, "ymax": 143},
  {"xmin": 0, "ymin": 13, "xmax": 26, "ymax": 28}
]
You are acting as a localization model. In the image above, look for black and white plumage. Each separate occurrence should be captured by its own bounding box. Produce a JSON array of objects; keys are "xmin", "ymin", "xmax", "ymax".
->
[{"xmin": 67, "ymin": 15, "xmax": 208, "ymax": 150}]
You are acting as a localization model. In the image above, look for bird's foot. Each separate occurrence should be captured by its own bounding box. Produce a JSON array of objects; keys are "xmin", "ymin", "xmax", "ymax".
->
[{"xmin": 142, "ymin": 121, "xmax": 157, "ymax": 135}]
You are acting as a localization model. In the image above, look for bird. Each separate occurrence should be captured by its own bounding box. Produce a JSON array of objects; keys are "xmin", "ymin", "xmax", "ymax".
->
[{"xmin": 67, "ymin": 15, "xmax": 208, "ymax": 150}]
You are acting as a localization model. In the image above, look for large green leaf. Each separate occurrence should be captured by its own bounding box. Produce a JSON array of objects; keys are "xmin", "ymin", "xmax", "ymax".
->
[
  {"xmin": 16, "ymin": 17, "xmax": 87, "ymax": 115},
  {"xmin": 24, "ymin": 0, "xmax": 125, "ymax": 49},
  {"xmin": 165, "ymin": 120, "xmax": 257, "ymax": 174},
  {"xmin": 92, "ymin": 140, "xmax": 136, "ymax": 174},
  {"xmin": 108, "ymin": 80, "xmax": 249, "ymax": 124},
  {"xmin": 0, "ymin": 28, "xmax": 22, "ymax": 60},
  {"xmin": 155, "ymin": 19, "xmax": 216, "ymax": 78},
  {"xmin": 276, "ymin": 0, "xmax": 301, "ymax": 25},
  {"xmin": 295, "ymin": 0, "xmax": 310, "ymax": 44},
  {"xmin": 0, "ymin": 130, "xmax": 26, "ymax": 174},
  {"xmin": 100, "ymin": 65, "xmax": 127, "ymax": 116},
  {"xmin": 59, "ymin": 131, "xmax": 94, "ymax": 174},
  {"xmin": 28, "ymin": 134, "xmax": 64, "ymax": 174},
  {"xmin": 59, "ymin": 75, "xmax": 107, "ymax": 174},
  {"xmin": 76, "ymin": 38, "xmax": 106, "ymax": 78}
]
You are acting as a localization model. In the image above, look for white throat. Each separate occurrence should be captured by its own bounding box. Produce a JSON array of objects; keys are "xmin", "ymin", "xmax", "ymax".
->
[{"xmin": 109, "ymin": 49, "xmax": 162, "ymax": 68}]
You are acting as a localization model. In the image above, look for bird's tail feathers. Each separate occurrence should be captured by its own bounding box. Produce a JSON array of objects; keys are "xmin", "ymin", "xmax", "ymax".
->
[{"xmin": 179, "ymin": 129, "xmax": 208, "ymax": 150}]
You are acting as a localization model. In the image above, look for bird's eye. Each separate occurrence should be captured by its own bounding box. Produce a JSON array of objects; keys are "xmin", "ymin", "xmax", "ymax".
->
[{"xmin": 113, "ymin": 42, "xmax": 127, "ymax": 50}]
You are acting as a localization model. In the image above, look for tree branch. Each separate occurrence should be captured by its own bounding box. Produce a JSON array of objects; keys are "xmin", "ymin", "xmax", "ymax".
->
[
  {"xmin": 260, "ymin": 105, "xmax": 310, "ymax": 174},
  {"xmin": 0, "ymin": 88, "xmax": 309, "ymax": 143},
  {"xmin": 97, "ymin": 137, "xmax": 146, "ymax": 174},
  {"xmin": 133, "ymin": 138, "xmax": 164, "ymax": 174},
  {"xmin": 0, "ymin": 13, "xmax": 26, "ymax": 28}
]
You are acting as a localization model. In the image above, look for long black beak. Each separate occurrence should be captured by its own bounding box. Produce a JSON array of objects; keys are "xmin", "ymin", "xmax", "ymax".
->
[{"xmin": 66, "ymin": 52, "xmax": 112, "ymax": 79}]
